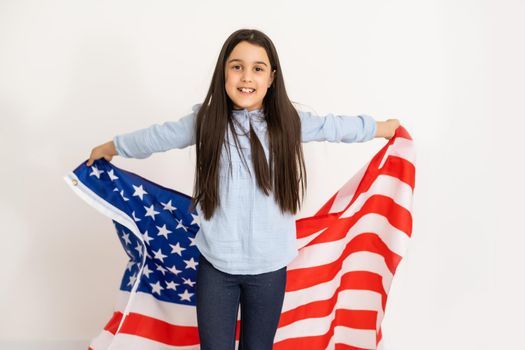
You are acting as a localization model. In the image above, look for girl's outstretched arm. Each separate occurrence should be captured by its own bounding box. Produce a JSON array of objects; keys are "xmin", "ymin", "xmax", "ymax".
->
[
  {"xmin": 112, "ymin": 111, "xmax": 196, "ymax": 159},
  {"xmin": 86, "ymin": 104, "xmax": 201, "ymax": 166},
  {"xmin": 299, "ymin": 110, "xmax": 377, "ymax": 143},
  {"xmin": 299, "ymin": 109, "xmax": 400, "ymax": 143}
]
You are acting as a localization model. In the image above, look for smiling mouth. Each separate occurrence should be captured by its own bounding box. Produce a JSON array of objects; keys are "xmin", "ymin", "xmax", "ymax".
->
[{"xmin": 238, "ymin": 88, "xmax": 256, "ymax": 94}]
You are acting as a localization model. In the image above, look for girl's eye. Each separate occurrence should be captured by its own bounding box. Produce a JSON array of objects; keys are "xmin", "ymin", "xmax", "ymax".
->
[{"xmin": 231, "ymin": 65, "xmax": 264, "ymax": 72}]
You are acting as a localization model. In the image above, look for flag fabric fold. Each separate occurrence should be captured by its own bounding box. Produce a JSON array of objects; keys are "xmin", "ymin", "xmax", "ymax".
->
[{"xmin": 64, "ymin": 126, "xmax": 415, "ymax": 350}]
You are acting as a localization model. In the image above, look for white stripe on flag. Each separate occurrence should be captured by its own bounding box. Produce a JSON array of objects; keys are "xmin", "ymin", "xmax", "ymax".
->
[
  {"xmin": 114, "ymin": 291, "xmax": 198, "ymax": 326},
  {"xmin": 105, "ymin": 333, "xmax": 204, "ymax": 350},
  {"xmin": 282, "ymin": 252, "xmax": 392, "ymax": 313},
  {"xmin": 288, "ymin": 214, "xmax": 410, "ymax": 270}
]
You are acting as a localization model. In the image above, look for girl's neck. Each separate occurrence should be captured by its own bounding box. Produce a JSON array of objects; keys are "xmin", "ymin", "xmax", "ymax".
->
[{"xmin": 232, "ymin": 107, "xmax": 264, "ymax": 112}]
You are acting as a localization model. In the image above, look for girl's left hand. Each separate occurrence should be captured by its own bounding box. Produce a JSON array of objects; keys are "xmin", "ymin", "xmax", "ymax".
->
[{"xmin": 375, "ymin": 119, "xmax": 401, "ymax": 140}]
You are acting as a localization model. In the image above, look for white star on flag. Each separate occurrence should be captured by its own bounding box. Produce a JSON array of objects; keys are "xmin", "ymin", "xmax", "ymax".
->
[
  {"xmin": 156, "ymin": 264, "xmax": 168, "ymax": 275},
  {"xmin": 127, "ymin": 274, "xmax": 137, "ymax": 286},
  {"xmin": 167, "ymin": 265, "xmax": 182, "ymax": 276},
  {"xmin": 150, "ymin": 281, "xmax": 164, "ymax": 295},
  {"xmin": 169, "ymin": 242, "xmax": 186, "ymax": 256},
  {"xmin": 121, "ymin": 232, "xmax": 131, "ymax": 245},
  {"xmin": 182, "ymin": 277, "xmax": 196, "ymax": 287},
  {"xmin": 142, "ymin": 264, "xmax": 153, "ymax": 278},
  {"xmin": 184, "ymin": 257, "xmax": 198, "ymax": 270},
  {"xmin": 161, "ymin": 200, "xmax": 177, "ymax": 212},
  {"xmin": 132, "ymin": 184, "xmax": 148, "ymax": 200},
  {"xmin": 166, "ymin": 281, "xmax": 179, "ymax": 290},
  {"xmin": 175, "ymin": 218, "xmax": 188, "ymax": 232},
  {"xmin": 141, "ymin": 230, "xmax": 154, "ymax": 245},
  {"xmin": 131, "ymin": 211, "xmax": 141, "ymax": 222},
  {"xmin": 156, "ymin": 224, "xmax": 172, "ymax": 239},
  {"xmin": 152, "ymin": 248, "xmax": 168, "ymax": 263},
  {"xmin": 107, "ymin": 169, "xmax": 119, "ymax": 181},
  {"xmin": 89, "ymin": 165, "xmax": 104, "ymax": 179},
  {"xmin": 178, "ymin": 289, "xmax": 194, "ymax": 302},
  {"xmin": 144, "ymin": 204, "xmax": 160, "ymax": 219},
  {"xmin": 119, "ymin": 189, "xmax": 129, "ymax": 201},
  {"xmin": 190, "ymin": 213, "xmax": 200, "ymax": 226}
]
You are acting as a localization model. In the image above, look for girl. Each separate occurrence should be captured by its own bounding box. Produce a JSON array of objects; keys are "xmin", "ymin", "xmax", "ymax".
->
[{"xmin": 87, "ymin": 28, "xmax": 400, "ymax": 350}]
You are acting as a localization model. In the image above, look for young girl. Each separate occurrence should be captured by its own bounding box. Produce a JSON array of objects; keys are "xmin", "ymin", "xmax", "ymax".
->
[{"xmin": 87, "ymin": 28, "xmax": 400, "ymax": 350}]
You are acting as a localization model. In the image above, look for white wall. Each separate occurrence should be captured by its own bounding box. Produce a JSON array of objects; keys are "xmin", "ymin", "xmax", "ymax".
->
[{"xmin": 1, "ymin": 0, "xmax": 522, "ymax": 349}]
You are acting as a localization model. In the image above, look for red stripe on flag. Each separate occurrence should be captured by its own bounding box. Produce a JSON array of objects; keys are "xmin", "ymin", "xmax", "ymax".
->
[
  {"xmin": 308, "ymin": 195, "xmax": 412, "ymax": 249},
  {"xmin": 118, "ymin": 312, "xmax": 200, "ymax": 346},
  {"xmin": 275, "ymin": 308, "xmax": 378, "ymax": 349},
  {"xmin": 296, "ymin": 212, "xmax": 340, "ymax": 239},
  {"xmin": 103, "ymin": 311, "xmax": 121, "ymax": 334},
  {"xmin": 280, "ymin": 271, "xmax": 383, "ymax": 327},
  {"xmin": 98, "ymin": 310, "xmax": 244, "ymax": 346},
  {"xmin": 283, "ymin": 269, "xmax": 387, "ymax": 321},
  {"xmin": 287, "ymin": 233, "xmax": 399, "ymax": 293}
]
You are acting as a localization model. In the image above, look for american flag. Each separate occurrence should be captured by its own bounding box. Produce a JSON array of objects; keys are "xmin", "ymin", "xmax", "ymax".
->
[{"xmin": 64, "ymin": 126, "xmax": 415, "ymax": 350}]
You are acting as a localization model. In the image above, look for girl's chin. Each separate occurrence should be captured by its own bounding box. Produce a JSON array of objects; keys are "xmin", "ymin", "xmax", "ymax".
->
[
  {"xmin": 236, "ymin": 93, "xmax": 257, "ymax": 100},
  {"xmin": 232, "ymin": 99, "xmax": 262, "ymax": 109}
]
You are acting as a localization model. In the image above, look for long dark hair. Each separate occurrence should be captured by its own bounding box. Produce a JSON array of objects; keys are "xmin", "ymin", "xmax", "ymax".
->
[{"xmin": 190, "ymin": 28, "xmax": 307, "ymax": 220}]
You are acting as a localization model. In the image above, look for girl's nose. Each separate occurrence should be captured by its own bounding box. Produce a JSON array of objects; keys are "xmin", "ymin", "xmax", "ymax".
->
[{"xmin": 241, "ymin": 73, "xmax": 253, "ymax": 82}]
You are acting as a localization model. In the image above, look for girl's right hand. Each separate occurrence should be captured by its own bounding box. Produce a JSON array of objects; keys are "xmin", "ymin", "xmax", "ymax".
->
[{"xmin": 86, "ymin": 141, "xmax": 118, "ymax": 167}]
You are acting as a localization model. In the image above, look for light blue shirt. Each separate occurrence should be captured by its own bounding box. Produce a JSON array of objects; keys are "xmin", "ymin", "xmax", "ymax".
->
[{"xmin": 113, "ymin": 103, "xmax": 377, "ymax": 274}]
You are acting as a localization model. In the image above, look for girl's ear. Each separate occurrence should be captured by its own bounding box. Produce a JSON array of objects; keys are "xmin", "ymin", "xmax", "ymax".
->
[{"xmin": 269, "ymin": 69, "xmax": 276, "ymax": 87}]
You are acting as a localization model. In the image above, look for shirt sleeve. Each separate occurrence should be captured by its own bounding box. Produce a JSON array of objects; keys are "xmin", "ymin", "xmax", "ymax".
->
[
  {"xmin": 298, "ymin": 109, "xmax": 377, "ymax": 143},
  {"xmin": 113, "ymin": 103, "xmax": 201, "ymax": 159}
]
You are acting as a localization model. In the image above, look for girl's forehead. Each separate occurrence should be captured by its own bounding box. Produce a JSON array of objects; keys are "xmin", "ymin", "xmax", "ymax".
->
[{"xmin": 228, "ymin": 42, "xmax": 270, "ymax": 64}]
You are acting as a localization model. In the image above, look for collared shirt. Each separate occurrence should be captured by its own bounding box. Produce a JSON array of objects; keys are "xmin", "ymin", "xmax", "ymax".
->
[{"xmin": 113, "ymin": 103, "xmax": 377, "ymax": 274}]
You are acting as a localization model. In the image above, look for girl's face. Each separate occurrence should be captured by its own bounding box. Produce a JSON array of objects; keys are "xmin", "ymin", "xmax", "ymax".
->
[{"xmin": 224, "ymin": 41, "xmax": 275, "ymax": 112}]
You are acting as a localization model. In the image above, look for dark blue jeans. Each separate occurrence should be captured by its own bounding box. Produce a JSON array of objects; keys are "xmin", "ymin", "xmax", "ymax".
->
[{"xmin": 196, "ymin": 254, "xmax": 287, "ymax": 350}]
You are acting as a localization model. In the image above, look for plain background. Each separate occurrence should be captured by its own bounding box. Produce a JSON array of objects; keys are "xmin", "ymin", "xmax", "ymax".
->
[{"xmin": 1, "ymin": 0, "xmax": 523, "ymax": 349}]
